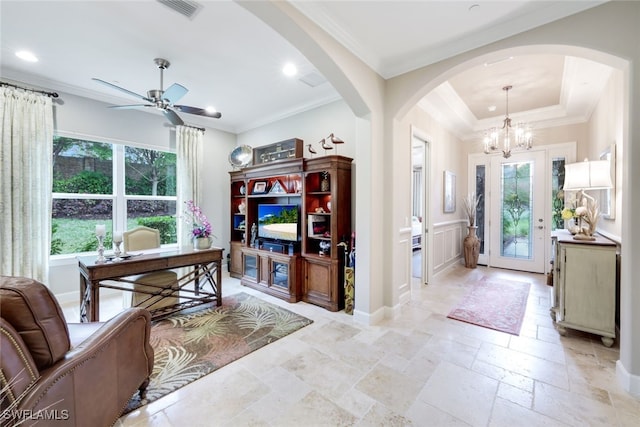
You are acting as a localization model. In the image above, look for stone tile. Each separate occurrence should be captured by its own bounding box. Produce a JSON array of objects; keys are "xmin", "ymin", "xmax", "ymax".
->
[
  {"xmin": 533, "ymin": 381, "xmax": 618, "ymax": 426},
  {"xmin": 476, "ymin": 342, "xmax": 569, "ymax": 389},
  {"xmin": 497, "ymin": 381, "xmax": 533, "ymax": 409},
  {"xmin": 508, "ymin": 335, "xmax": 566, "ymax": 365},
  {"xmin": 372, "ymin": 329, "xmax": 431, "ymax": 359},
  {"xmin": 405, "ymin": 400, "xmax": 471, "ymax": 426},
  {"xmin": 331, "ymin": 387, "xmax": 376, "ymax": 419},
  {"xmin": 418, "ymin": 335, "xmax": 479, "ymax": 369},
  {"xmin": 490, "ymin": 397, "xmax": 567, "ymax": 426},
  {"xmin": 356, "ymin": 402, "xmax": 413, "ymax": 426},
  {"xmin": 418, "ymin": 361, "xmax": 498, "ymax": 426},
  {"xmin": 537, "ymin": 324, "xmax": 562, "ymax": 345},
  {"xmin": 471, "ymin": 359, "xmax": 535, "ymax": 393},
  {"xmin": 271, "ymin": 390, "xmax": 357, "ymax": 426},
  {"xmin": 355, "ymin": 364, "xmax": 425, "ymax": 413},
  {"xmin": 284, "ymin": 348, "xmax": 365, "ymax": 397}
]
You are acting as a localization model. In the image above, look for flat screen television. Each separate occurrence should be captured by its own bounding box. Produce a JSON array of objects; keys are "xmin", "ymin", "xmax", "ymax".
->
[{"xmin": 257, "ymin": 204, "xmax": 299, "ymax": 242}]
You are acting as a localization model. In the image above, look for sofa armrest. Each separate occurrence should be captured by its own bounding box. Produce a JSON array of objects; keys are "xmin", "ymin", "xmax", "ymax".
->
[{"xmin": 16, "ymin": 308, "xmax": 154, "ymax": 427}]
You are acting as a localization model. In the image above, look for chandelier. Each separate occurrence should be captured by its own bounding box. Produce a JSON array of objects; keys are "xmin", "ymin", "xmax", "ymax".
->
[{"xmin": 483, "ymin": 85, "xmax": 533, "ymax": 158}]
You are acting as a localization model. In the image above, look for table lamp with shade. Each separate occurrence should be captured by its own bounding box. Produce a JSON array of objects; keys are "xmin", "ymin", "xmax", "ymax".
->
[{"xmin": 563, "ymin": 159, "xmax": 613, "ymax": 240}]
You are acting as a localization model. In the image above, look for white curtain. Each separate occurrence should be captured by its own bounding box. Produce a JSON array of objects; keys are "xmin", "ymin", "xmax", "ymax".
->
[
  {"xmin": 0, "ymin": 87, "xmax": 54, "ymax": 281},
  {"xmin": 176, "ymin": 125, "xmax": 204, "ymax": 247}
]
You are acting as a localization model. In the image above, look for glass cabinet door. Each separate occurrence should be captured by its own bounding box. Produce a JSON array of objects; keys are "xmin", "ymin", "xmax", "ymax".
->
[
  {"xmin": 271, "ymin": 260, "xmax": 289, "ymax": 289},
  {"xmin": 243, "ymin": 253, "xmax": 258, "ymax": 280}
]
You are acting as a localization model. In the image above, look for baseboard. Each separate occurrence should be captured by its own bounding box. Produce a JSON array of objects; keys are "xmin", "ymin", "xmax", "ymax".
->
[
  {"xmin": 55, "ymin": 288, "xmax": 122, "ymax": 306},
  {"xmin": 616, "ymin": 360, "xmax": 640, "ymax": 397},
  {"xmin": 353, "ymin": 305, "xmax": 385, "ymax": 325}
]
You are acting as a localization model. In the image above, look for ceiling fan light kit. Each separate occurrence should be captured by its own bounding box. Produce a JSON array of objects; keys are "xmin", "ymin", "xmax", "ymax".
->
[
  {"xmin": 93, "ymin": 58, "xmax": 221, "ymax": 127},
  {"xmin": 482, "ymin": 85, "xmax": 533, "ymax": 158}
]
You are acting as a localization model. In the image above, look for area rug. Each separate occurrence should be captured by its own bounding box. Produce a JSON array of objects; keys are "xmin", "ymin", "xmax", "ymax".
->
[
  {"xmin": 124, "ymin": 292, "xmax": 313, "ymax": 413},
  {"xmin": 447, "ymin": 279, "xmax": 531, "ymax": 335}
]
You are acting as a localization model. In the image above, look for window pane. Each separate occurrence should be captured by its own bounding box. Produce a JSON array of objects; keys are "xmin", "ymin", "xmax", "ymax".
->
[
  {"xmin": 127, "ymin": 200, "xmax": 177, "ymax": 244},
  {"xmin": 551, "ymin": 157, "xmax": 566, "ymax": 231},
  {"xmin": 125, "ymin": 147, "xmax": 176, "ymax": 196},
  {"xmin": 475, "ymin": 165, "xmax": 486, "ymax": 254},
  {"xmin": 53, "ymin": 137, "xmax": 113, "ymax": 194},
  {"xmin": 51, "ymin": 199, "xmax": 113, "ymax": 255},
  {"xmin": 501, "ymin": 161, "xmax": 532, "ymax": 259}
]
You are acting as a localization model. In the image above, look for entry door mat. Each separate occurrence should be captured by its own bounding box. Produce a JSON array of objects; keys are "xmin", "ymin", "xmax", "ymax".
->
[
  {"xmin": 447, "ymin": 280, "xmax": 531, "ymax": 335},
  {"xmin": 125, "ymin": 292, "xmax": 313, "ymax": 413}
]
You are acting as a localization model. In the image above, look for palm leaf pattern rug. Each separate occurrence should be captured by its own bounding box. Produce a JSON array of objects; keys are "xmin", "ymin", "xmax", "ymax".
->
[{"xmin": 125, "ymin": 292, "xmax": 313, "ymax": 413}]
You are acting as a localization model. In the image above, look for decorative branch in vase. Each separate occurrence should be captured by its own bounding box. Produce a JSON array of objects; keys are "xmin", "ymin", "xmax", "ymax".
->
[
  {"xmin": 463, "ymin": 192, "xmax": 480, "ymax": 226},
  {"xmin": 462, "ymin": 192, "xmax": 481, "ymax": 268}
]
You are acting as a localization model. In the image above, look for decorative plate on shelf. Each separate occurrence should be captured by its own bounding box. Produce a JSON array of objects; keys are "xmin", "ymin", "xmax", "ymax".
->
[{"xmin": 228, "ymin": 145, "xmax": 253, "ymax": 168}]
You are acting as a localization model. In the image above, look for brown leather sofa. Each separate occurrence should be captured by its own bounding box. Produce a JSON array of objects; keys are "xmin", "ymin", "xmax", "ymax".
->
[{"xmin": 0, "ymin": 276, "xmax": 154, "ymax": 426}]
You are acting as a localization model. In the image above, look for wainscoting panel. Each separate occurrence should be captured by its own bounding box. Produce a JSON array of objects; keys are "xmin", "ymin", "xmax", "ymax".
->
[
  {"xmin": 433, "ymin": 220, "xmax": 465, "ymax": 275},
  {"xmin": 398, "ymin": 237, "xmax": 411, "ymax": 304}
]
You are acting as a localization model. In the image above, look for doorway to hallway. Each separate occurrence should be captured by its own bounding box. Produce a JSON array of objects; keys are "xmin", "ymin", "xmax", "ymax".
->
[{"xmin": 411, "ymin": 133, "xmax": 429, "ymax": 284}]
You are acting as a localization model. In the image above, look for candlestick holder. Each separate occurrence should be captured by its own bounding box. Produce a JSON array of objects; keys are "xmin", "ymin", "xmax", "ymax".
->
[
  {"xmin": 96, "ymin": 235, "xmax": 106, "ymax": 263},
  {"xmin": 113, "ymin": 240, "xmax": 123, "ymax": 261}
]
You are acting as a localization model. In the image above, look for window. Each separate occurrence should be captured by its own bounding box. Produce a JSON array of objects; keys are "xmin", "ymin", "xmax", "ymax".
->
[
  {"xmin": 51, "ymin": 136, "xmax": 177, "ymax": 255},
  {"xmin": 551, "ymin": 157, "xmax": 566, "ymax": 231}
]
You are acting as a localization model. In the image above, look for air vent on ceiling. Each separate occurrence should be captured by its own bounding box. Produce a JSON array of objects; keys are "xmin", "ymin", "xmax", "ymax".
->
[
  {"xmin": 157, "ymin": 0, "xmax": 203, "ymax": 20},
  {"xmin": 299, "ymin": 71, "xmax": 327, "ymax": 88}
]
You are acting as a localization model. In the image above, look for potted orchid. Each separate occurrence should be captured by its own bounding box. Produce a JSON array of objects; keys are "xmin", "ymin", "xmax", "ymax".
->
[{"xmin": 184, "ymin": 200, "xmax": 213, "ymax": 249}]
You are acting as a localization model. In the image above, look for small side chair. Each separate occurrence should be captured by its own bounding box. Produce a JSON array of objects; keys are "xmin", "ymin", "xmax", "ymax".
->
[{"xmin": 123, "ymin": 226, "xmax": 179, "ymax": 311}]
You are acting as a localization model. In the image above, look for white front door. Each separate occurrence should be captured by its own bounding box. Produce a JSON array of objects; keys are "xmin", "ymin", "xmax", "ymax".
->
[{"xmin": 489, "ymin": 150, "xmax": 546, "ymax": 273}]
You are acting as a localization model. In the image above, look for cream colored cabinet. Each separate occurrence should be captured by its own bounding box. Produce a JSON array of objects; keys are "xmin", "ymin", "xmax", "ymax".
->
[{"xmin": 550, "ymin": 230, "xmax": 617, "ymax": 347}]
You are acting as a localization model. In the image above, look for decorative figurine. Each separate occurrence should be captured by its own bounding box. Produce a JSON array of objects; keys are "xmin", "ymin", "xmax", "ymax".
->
[{"xmin": 250, "ymin": 223, "xmax": 257, "ymax": 247}]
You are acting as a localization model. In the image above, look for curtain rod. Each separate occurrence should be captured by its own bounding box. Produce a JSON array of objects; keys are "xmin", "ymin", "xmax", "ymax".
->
[
  {"xmin": 178, "ymin": 124, "xmax": 205, "ymax": 133},
  {"xmin": 1, "ymin": 81, "xmax": 59, "ymax": 98}
]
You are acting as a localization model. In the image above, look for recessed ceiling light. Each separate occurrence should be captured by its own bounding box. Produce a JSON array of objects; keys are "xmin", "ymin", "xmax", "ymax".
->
[
  {"xmin": 488, "ymin": 105, "xmax": 497, "ymax": 112},
  {"xmin": 205, "ymin": 106, "xmax": 217, "ymax": 114},
  {"xmin": 15, "ymin": 50, "xmax": 38, "ymax": 62},
  {"xmin": 282, "ymin": 63, "xmax": 297, "ymax": 77}
]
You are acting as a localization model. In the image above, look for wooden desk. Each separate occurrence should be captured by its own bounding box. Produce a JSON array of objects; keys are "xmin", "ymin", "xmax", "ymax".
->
[{"xmin": 78, "ymin": 247, "xmax": 223, "ymax": 322}]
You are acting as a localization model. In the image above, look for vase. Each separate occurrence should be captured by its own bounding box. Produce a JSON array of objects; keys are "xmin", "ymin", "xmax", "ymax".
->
[
  {"xmin": 463, "ymin": 226, "xmax": 480, "ymax": 268},
  {"xmin": 320, "ymin": 172, "xmax": 330, "ymax": 192},
  {"xmin": 194, "ymin": 236, "xmax": 211, "ymax": 250}
]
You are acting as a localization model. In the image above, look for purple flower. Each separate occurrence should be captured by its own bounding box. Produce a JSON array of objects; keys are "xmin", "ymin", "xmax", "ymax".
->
[{"xmin": 184, "ymin": 200, "xmax": 212, "ymax": 238}]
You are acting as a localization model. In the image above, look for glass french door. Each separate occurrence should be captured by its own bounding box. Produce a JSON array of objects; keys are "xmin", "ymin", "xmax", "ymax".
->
[{"xmin": 489, "ymin": 151, "xmax": 546, "ymax": 273}]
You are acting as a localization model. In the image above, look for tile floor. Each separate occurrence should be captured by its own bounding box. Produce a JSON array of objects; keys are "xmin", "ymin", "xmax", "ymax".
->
[{"xmin": 61, "ymin": 263, "xmax": 640, "ymax": 426}]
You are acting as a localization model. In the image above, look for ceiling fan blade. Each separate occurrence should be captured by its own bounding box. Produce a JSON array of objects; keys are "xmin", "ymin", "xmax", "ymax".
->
[
  {"xmin": 163, "ymin": 83, "xmax": 188, "ymax": 104},
  {"xmin": 163, "ymin": 109, "xmax": 184, "ymax": 126},
  {"xmin": 108, "ymin": 104, "xmax": 153, "ymax": 109},
  {"xmin": 92, "ymin": 78, "xmax": 151, "ymax": 102},
  {"xmin": 174, "ymin": 105, "xmax": 222, "ymax": 119}
]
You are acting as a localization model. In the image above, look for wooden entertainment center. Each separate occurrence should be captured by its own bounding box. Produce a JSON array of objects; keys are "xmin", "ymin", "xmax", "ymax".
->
[{"xmin": 229, "ymin": 139, "xmax": 352, "ymax": 311}]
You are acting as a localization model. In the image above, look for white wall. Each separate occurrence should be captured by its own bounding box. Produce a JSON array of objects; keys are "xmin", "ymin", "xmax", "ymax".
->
[
  {"xmin": 47, "ymin": 91, "xmax": 236, "ymax": 298},
  {"xmin": 588, "ymin": 69, "xmax": 623, "ymax": 240},
  {"xmin": 237, "ymin": 99, "xmax": 356, "ymax": 161}
]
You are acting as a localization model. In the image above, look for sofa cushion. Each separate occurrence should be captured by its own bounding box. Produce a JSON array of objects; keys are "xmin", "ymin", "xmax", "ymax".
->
[{"xmin": 0, "ymin": 276, "xmax": 70, "ymax": 370}]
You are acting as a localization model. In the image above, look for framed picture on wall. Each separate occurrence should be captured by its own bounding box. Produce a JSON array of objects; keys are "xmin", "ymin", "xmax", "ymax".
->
[{"xmin": 443, "ymin": 170, "xmax": 456, "ymax": 213}]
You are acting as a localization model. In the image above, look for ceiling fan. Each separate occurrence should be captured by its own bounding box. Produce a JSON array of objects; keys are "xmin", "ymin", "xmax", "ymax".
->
[{"xmin": 92, "ymin": 58, "xmax": 221, "ymax": 126}]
